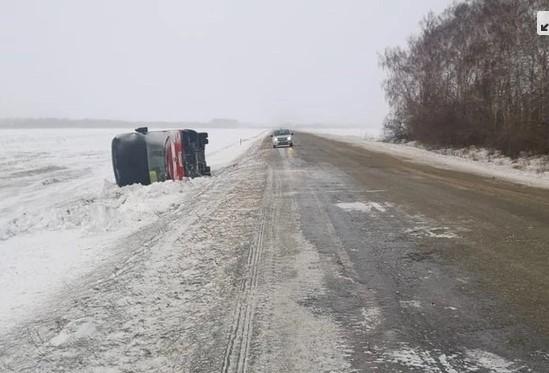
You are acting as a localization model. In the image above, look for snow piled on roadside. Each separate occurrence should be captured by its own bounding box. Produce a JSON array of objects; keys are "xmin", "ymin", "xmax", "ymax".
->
[
  {"xmin": 427, "ymin": 144, "xmax": 549, "ymax": 175},
  {"xmin": 305, "ymin": 129, "xmax": 549, "ymax": 189},
  {"xmin": 0, "ymin": 178, "xmax": 205, "ymax": 334},
  {"xmin": 202, "ymin": 128, "xmax": 268, "ymax": 169},
  {"xmin": 0, "ymin": 127, "xmax": 265, "ymax": 332}
]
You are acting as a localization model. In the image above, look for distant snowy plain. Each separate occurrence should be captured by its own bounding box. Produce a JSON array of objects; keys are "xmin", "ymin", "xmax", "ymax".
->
[{"xmin": 0, "ymin": 128, "xmax": 266, "ymax": 332}]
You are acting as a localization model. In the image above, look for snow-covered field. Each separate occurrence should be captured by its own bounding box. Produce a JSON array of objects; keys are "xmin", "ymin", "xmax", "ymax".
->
[
  {"xmin": 0, "ymin": 127, "xmax": 266, "ymax": 333},
  {"xmin": 307, "ymin": 130, "xmax": 549, "ymax": 189}
]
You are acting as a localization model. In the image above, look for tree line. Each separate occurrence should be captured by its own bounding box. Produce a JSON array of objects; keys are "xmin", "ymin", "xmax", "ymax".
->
[{"xmin": 381, "ymin": 0, "xmax": 549, "ymax": 156}]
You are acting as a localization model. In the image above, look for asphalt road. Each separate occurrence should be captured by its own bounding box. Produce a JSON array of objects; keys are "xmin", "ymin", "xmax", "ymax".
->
[
  {"xmin": 2, "ymin": 133, "xmax": 549, "ymax": 372},
  {"xmin": 251, "ymin": 132, "xmax": 549, "ymax": 372}
]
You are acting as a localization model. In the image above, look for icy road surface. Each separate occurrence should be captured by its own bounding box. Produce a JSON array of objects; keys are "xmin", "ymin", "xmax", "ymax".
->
[{"xmin": 2, "ymin": 132, "xmax": 549, "ymax": 372}]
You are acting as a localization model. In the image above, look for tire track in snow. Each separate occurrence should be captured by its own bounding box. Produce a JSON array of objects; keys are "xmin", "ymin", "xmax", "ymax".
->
[{"xmin": 221, "ymin": 168, "xmax": 274, "ymax": 373}]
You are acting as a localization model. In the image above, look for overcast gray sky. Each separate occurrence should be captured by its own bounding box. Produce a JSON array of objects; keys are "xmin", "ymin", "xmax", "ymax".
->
[{"xmin": 0, "ymin": 0, "xmax": 452, "ymax": 128}]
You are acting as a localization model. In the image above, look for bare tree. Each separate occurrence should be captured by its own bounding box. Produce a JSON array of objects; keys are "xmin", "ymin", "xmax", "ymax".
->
[{"xmin": 381, "ymin": 0, "xmax": 549, "ymax": 156}]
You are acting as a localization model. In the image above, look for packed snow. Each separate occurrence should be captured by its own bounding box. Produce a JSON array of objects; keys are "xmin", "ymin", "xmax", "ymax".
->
[
  {"xmin": 383, "ymin": 345, "xmax": 523, "ymax": 373},
  {"xmin": 335, "ymin": 201, "xmax": 388, "ymax": 213},
  {"xmin": 305, "ymin": 129, "xmax": 549, "ymax": 189},
  {"xmin": 0, "ymin": 127, "xmax": 266, "ymax": 333}
]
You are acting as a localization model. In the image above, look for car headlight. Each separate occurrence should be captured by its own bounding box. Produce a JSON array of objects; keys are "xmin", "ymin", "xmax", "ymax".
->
[{"xmin": 287, "ymin": 136, "xmax": 292, "ymax": 141}]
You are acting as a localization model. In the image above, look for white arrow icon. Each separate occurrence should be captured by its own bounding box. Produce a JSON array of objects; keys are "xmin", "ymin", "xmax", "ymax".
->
[{"xmin": 538, "ymin": 11, "xmax": 549, "ymax": 35}]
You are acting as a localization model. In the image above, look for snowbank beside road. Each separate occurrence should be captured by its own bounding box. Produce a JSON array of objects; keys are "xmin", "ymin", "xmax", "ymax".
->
[
  {"xmin": 200, "ymin": 128, "xmax": 268, "ymax": 169},
  {"xmin": 307, "ymin": 130, "xmax": 549, "ymax": 190},
  {"xmin": 0, "ymin": 127, "xmax": 265, "ymax": 332}
]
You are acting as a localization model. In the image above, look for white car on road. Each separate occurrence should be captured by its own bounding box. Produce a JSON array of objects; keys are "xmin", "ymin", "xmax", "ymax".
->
[{"xmin": 271, "ymin": 129, "xmax": 294, "ymax": 148}]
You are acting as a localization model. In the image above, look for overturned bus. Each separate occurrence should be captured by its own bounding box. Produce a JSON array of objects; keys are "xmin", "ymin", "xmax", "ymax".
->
[{"xmin": 111, "ymin": 127, "xmax": 211, "ymax": 187}]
